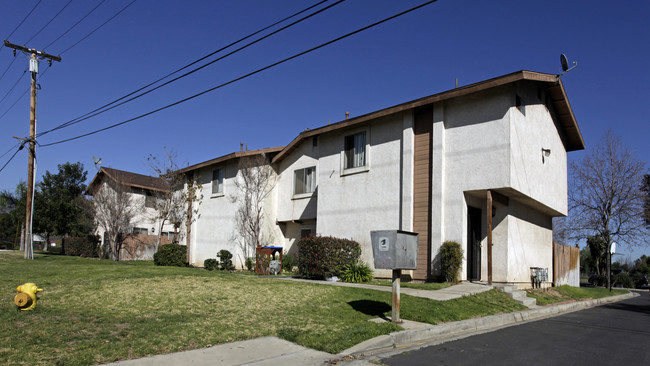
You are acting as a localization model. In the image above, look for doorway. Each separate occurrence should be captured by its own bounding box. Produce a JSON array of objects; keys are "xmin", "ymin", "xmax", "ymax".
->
[{"xmin": 467, "ymin": 206, "xmax": 482, "ymax": 281}]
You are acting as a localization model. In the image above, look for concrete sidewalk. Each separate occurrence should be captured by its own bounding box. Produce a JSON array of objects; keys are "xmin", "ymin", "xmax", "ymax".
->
[
  {"xmin": 102, "ymin": 285, "xmax": 638, "ymax": 366},
  {"xmin": 274, "ymin": 277, "xmax": 493, "ymax": 301}
]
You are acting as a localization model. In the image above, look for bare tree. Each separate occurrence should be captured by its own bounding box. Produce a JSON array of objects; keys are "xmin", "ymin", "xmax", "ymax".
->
[
  {"xmin": 92, "ymin": 182, "xmax": 137, "ymax": 261},
  {"xmin": 231, "ymin": 153, "xmax": 276, "ymax": 260},
  {"xmin": 568, "ymin": 131, "xmax": 647, "ymax": 288},
  {"xmin": 147, "ymin": 148, "xmax": 202, "ymax": 260}
]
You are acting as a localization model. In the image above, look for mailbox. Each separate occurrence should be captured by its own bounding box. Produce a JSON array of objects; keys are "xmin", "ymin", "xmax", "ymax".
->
[{"xmin": 370, "ymin": 230, "xmax": 418, "ymax": 270}]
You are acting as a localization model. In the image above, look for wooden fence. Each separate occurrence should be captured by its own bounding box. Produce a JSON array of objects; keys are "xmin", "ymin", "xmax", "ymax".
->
[{"xmin": 553, "ymin": 243, "xmax": 580, "ymax": 287}]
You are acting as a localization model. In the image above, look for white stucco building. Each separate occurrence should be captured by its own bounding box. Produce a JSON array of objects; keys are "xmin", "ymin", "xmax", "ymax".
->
[
  {"xmin": 181, "ymin": 70, "xmax": 583, "ymax": 287},
  {"xmin": 86, "ymin": 167, "xmax": 176, "ymax": 260}
]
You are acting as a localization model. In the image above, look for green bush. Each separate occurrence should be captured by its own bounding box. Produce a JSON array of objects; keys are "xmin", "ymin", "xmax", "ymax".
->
[
  {"xmin": 440, "ymin": 241, "xmax": 463, "ymax": 283},
  {"xmin": 613, "ymin": 272, "xmax": 634, "ymax": 288},
  {"xmin": 297, "ymin": 236, "xmax": 361, "ymax": 279},
  {"xmin": 153, "ymin": 243, "xmax": 187, "ymax": 267},
  {"xmin": 217, "ymin": 249, "xmax": 235, "ymax": 271},
  {"xmin": 341, "ymin": 261, "xmax": 373, "ymax": 283},
  {"xmin": 204, "ymin": 258, "xmax": 219, "ymax": 271},
  {"xmin": 245, "ymin": 257, "xmax": 255, "ymax": 271},
  {"xmin": 282, "ymin": 251, "xmax": 295, "ymax": 272},
  {"xmin": 65, "ymin": 235, "xmax": 100, "ymax": 258}
]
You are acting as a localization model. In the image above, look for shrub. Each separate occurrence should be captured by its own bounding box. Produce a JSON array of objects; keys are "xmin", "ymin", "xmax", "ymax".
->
[
  {"xmin": 153, "ymin": 244, "xmax": 187, "ymax": 267},
  {"xmin": 65, "ymin": 235, "xmax": 100, "ymax": 258},
  {"xmin": 282, "ymin": 251, "xmax": 295, "ymax": 272},
  {"xmin": 440, "ymin": 241, "xmax": 463, "ymax": 283},
  {"xmin": 341, "ymin": 261, "xmax": 373, "ymax": 283},
  {"xmin": 204, "ymin": 258, "xmax": 219, "ymax": 271},
  {"xmin": 588, "ymin": 274, "xmax": 607, "ymax": 287},
  {"xmin": 217, "ymin": 249, "xmax": 235, "ymax": 271},
  {"xmin": 613, "ymin": 272, "xmax": 634, "ymax": 288},
  {"xmin": 245, "ymin": 257, "xmax": 255, "ymax": 271},
  {"xmin": 297, "ymin": 236, "xmax": 361, "ymax": 279}
]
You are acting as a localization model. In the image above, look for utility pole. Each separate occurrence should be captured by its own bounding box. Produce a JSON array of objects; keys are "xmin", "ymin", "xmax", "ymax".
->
[{"xmin": 4, "ymin": 40, "xmax": 61, "ymax": 259}]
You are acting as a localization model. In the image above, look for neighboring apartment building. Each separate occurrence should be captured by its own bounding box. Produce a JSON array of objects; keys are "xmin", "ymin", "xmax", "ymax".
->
[{"xmin": 86, "ymin": 167, "xmax": 175, "ymax": 260}]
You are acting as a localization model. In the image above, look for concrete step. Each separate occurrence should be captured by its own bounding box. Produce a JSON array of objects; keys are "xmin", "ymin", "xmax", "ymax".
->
[{"xmin": 495, "ymin": 285, "xmax": 537, "ymax": 308}]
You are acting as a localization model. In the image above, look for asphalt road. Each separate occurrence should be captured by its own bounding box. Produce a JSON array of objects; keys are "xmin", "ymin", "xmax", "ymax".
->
[{"xmin": 381, "ymin": 291, "xmax": 650, "ymax": 366}]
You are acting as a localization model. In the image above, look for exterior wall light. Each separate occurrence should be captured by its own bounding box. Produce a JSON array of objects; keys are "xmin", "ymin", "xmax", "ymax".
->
[{"xmin": 542, "ymin": 148, "xmax": 551, "ymax": 163}]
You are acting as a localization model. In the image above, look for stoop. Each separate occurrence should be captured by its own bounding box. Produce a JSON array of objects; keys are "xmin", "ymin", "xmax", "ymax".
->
[{"xmin": 494, "ymin": 284, "xmax": 537, "ymax": 308}]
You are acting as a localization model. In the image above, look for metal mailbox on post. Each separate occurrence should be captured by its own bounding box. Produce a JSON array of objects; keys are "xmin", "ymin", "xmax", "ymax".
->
[{"xmin": 370, "ymin": 230, "xmax": 418, "ymax": 323}]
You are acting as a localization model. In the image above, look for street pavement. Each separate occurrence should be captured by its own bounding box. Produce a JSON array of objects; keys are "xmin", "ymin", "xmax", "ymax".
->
[
  {"xmin": 102, "ymin": 281, "xmax": 641, "ymax": 366},
  {"xmin": 379, "ymin": 290, "xmax": 650, "ymax": 366}
]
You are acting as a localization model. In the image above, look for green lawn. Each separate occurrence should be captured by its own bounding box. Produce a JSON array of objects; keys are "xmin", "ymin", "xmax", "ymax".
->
[
  {"xmin": 2, "ymin": 252, "xmax": 525, "ymax": 365},
  {"xmin": 526, "ymin": 285, "xmax": 628, "ymax": 306},
  {"xmin": 368, "ymin": 279, "xmax": 453, "ymax": 291}
]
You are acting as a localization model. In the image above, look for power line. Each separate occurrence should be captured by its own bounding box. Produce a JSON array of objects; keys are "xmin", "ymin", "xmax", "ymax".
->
[
  {"xmin": 1, "ymin": 0, "xmax": 43, "ymax": 49},
  {"xmin": 37, "ymin": 0, "xmax": 335, "ymax": 138},
  {"xmin": 43, "ymin": 0, "xmax": 106, "ymax": 51},
  {"xmin": 0, "ymin": 65, "xmax": 50, "ymax": 122},
  {"xmin": 0, "ymin": 56, "xmax": 18, "ymax": 83},
  {"xmin": 25, "ymin": 0, "xmax": 74, "ymax": 45},
  {"xmin": 60, "ymin": 0, "xmax": 137, "ymax": 55},
  {"xmin": 0, "ymin": 146, "xmax": 21, "ymax": 174},
  {"xmin": 40, "ymin": 0, "xmax": 440, "ymax": 147},
  {"xmin": 0, "ymin": 68, "xmax": 27, "ymax": 106}
]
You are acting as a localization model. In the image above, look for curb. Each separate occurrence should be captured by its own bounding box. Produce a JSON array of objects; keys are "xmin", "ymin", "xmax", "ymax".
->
[{"xmin": 339, "ymin": 291, "xmax": 638, "ymax": 356}]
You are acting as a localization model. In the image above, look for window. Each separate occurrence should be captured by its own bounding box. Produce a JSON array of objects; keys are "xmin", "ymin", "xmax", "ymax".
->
[
  {"xmin": 133, "ymin": 227, "xmax": 149, "ymax": 235},
  {"xmin": 344, "ymin": 131, "xmax": 366, "ymax": 169},
  {"xmin": 300, "ymin": 228, "xmax": 312, "ymax": 238},
  {"xmin": 294, "ymin": 166, "xmax": 316, "ymax": 195},
  {"xmin": 144, "ymin": 190, "xmax": 155, "ymax": 208},
  {"xmin": 212, "ymin": 168, "xmax": 223, "ymax": 195}
]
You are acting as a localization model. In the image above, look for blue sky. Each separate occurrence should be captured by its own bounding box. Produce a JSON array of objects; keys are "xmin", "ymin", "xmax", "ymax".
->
[{"xmin": 0, "ymin": 0, "xmax": 648, "ymax": 259}]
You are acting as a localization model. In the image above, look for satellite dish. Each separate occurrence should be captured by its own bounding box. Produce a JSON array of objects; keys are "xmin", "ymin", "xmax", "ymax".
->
[
  {"xmin": 559, "ymin": 54, "xmax": 577, "ymax": 76},
  {"xmin": 560, "ymin": 54, "xmax": 569, "ymax": 72},
  {"xmin": 92, "ymin": 156, "xmax": 102, "ymax": 169}
]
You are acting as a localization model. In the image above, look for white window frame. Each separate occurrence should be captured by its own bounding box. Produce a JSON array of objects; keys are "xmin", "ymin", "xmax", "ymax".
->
[
  {"xmin": 211, "ymin": 168, "xmax": 224, "ymax": 197},
  {"xmin": 293, "ymin": 166, "xmax": 316, "ymax": 199},
  {"xmin": 341, "ymin": 128, "xmax": 370, "ymax": 176}
]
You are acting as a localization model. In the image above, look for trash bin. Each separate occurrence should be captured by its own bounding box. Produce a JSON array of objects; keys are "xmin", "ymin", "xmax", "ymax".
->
[{"xmin": 370, "ymin": 230, "xmax": 418, "ymax": 270}]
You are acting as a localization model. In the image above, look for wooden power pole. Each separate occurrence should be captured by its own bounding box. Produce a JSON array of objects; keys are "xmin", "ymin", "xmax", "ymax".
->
[{"xmin": 4, "ymin": 40, "xmax": 61, "ymax": 259}]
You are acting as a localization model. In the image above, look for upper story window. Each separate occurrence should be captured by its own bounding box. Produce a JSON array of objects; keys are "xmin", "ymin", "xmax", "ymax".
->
[
  {"xmin": 212, "ymin": 168, "xmax": 224, "ymax": 196},
  {"xmin": 344, "ymin": 131, "xmax": 366, "ymax": 169},
  {"xmin": 294, "ymin": 166, "xmax": 316, "ymax": 195}
]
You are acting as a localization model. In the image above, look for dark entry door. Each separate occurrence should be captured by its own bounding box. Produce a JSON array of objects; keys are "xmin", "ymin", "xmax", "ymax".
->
[{"xmin": 467, "ymin": 206, "xmax": 482, "ymax": 281}]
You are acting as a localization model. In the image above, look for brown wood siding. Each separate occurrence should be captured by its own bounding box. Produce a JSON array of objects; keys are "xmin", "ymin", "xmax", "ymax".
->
[{"xmin": 412, "ymin": 106, "xmax": 433, "ymax": 280}]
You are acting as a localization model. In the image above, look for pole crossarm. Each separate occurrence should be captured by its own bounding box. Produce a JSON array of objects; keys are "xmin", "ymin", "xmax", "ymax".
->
[{"xmin": 4, "ymin": 40, "xmax": 62, "ymax": 62}]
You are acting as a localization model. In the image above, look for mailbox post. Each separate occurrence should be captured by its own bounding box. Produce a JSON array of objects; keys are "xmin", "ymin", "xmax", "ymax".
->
[{"xmin": 370, "ymin": 230, "xmax": 418, "ymax": 323}]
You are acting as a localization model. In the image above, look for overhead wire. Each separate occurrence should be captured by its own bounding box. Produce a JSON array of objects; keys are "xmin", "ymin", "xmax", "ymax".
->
[
  {"xmin": 37, "ymin": 0, "xmax": 334, "ymax": 138},
  {"xmin": 0, "ymin": 146, "xmax": 21, "ymax": 174},
  {"xmin": 40, "ymin": 0, "xmax": 440, "ymax": 147},
  {"xmin": 0, "ymin": 68, "xmax": 28, "ymax": 106},
  {"xmin": 0, "ymin": 56, "xmax": 18, "ymax": 83},
  {"xmin": 1, "ymin": 0, "xmax": 44, "ymax": 51},
  {"xmin": 0, "ymin": 65, "xmax": 50, "ymax": 122},
  {"xmin": 59, "ymin": 0, "xmax": 137, "ymax": 55},
  {"xmin": 43, "ymin": 0, "xmax": 106, "ymax": 51},
  {"xmin": 25, "ymin": 0, "xmax": 74, "ymax": 45}
]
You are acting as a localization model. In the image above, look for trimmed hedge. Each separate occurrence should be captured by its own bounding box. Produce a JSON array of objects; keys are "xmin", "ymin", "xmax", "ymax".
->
[
  {"xmin": 204, "ymin": 258, "xmax": 219, "ymax": 271},
  {"xmin": 217, "ymin": 249, "xmax": 235, "ymax": 271},
  {"xmin": 297, "ymin": 236, "xmax": 361, "ymax": 279},
  {"xmin": 65, "ymin": 235, "xmax": 100, "ymax": 258},
  {"xmin": 154, "ymin": 243, "xmax": 188, "ymax": 267},
  {"xmin": 440, "ymin": 241, "xmax": 463, "ymax": 283}
]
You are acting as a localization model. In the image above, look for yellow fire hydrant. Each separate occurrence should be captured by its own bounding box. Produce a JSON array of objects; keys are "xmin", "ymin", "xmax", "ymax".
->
[{"xmin": 14, "ymin": 283, "xmax": 43, "ymax": 311}]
